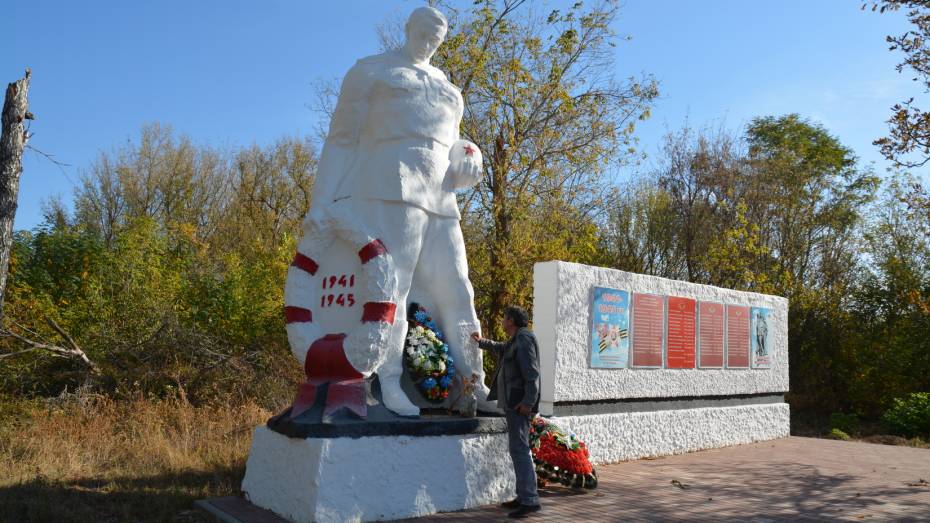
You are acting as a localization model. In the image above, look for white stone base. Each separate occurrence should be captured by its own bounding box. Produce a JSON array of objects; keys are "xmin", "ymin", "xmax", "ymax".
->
[
  {"xmin": 552, "ymin": 402, "xmax": 790, "ymax": 464},
  {"xmin": 241, "ymin": 426, "xmax": 515, "ymax": 522}
]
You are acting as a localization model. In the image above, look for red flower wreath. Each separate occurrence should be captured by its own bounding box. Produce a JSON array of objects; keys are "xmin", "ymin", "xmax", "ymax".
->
[
  {"xmin": 535, "ymin": 434, "xmax": 594, "ymax": 475},
  {"xmin": 529, "ymin": 417, "xmax": 597, "ymax": 489}
]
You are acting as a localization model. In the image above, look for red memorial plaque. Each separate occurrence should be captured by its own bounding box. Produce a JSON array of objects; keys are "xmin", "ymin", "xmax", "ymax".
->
[
  {"xmin": 698, "ymin": 301, "xmax": 725, "ymax": 368},
  {"xmin": 632, "ymin": 293, "xmax": 665, "ymax": 367},
  {"xmin": 666, "ymin": 297, "xmax": 696, "ymax": 369},
  {"xmin": 726, "ymin": 304, "xmax": 750, "ymax": 368}
]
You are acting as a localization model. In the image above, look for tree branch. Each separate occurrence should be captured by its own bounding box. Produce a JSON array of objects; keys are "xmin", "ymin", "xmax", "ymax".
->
[{"xmin": 0, "ymin": 321, "xmax": 101, "ymax": 375}]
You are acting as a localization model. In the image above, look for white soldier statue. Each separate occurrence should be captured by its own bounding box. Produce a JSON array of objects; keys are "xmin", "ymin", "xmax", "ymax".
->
[{"xmin": 283, "ymin": 7, "xmax": 493, "ymax": 418}]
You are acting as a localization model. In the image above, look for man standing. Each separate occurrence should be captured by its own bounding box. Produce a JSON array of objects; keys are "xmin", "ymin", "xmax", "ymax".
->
[{"xmin": 471, "ymin": 306, "xmax": 542, "ymax": 519}]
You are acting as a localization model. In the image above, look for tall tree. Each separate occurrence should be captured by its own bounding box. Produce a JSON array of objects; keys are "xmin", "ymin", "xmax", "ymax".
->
[
  {"xmin": 744, "ymin": 115, "xmax": 879, "ymax": 411},
  {"xmin": 0, "ymin": 70, "xmax": 33, "ymax": 315},
  {"xmin": 600, "ymin": 179, "xmax": 683, "ymax": 277},
  {"xmin": 869, "ymin": 1, "xmax": 930, "ymax": 168},
  {"xmin": 746, "ymin": 115, "xmax": 876, "ymax": 296},
  {"xmin": 653, "ymin": 124, "xmax": 747, "ymax": 284},
  {"xmin": 75, "ymin": 123, "xmax": 232, "ymax": 246},
  {"xmin": 848, "ymin": 174, "xmax": 930, "ymax": 413},
  {"xmin": 868, "ymin": 0, "xmax": 930, "ymax": 257},
  {"xmin": 433, "ymin": 0, "xmax": 657, "ymax": 333},
  {"xmin": 0, "ymin": 70, "xmax": 100, "ymax": 375},
  {"xmin": 74, "ymin": 124, "xmax": 317, "ymax": 255}
]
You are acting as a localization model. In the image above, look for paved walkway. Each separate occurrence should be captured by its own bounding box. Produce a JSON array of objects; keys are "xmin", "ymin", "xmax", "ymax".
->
[{"xmin": 405, "ymin": 437, "xmax": 930, "ymax": 522}]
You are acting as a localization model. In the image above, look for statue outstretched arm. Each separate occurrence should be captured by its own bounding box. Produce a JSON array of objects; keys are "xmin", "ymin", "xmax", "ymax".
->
[{"xmin": 308, "ymin": 62, "xmax": 371, "ymax": 221}]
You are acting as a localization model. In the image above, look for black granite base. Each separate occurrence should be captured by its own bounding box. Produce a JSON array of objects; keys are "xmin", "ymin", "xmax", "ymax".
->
[
  {"xmin": 551, "ymin": 392, "xmax": 787, "ymax": 416},
  {"xmin": 267, "ymin": 374, "xmax": 506, "ymax": 439}
]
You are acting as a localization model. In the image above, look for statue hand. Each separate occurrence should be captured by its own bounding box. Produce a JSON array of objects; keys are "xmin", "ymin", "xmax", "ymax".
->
[
  {"xmin": 461, "ymin": 154, "xmax": 482, "ymax": 183},
  {"xmin": 447, "ymin": 140, "xmax": 483, "ymax": 189}
]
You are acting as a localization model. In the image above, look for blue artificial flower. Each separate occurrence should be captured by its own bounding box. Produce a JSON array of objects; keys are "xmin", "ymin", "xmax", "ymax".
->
[
  {"xmin": 439, "ymin": 376, "xmax": 453, "ymax": 389},
  {"xmin": 434, "ymin": 329, "xmax": 444, "ymax": 339},
  {"xmin": 414, "ymin": 311, "xmax": 428, "ymax": 323},
  {"xmin": 446, "ymin": 366, "xmax": 455, "ymax": 377},
  {"xmin": 442, "ymin": 344, "xmax": 449, "ymax": 354},
  {"xmin": 421, "ymin": 377, "xmax": 437, "ymax": 390},
  {"xmin": 445, "ymin": 356, "xmax": 454, "ymax": 365}
]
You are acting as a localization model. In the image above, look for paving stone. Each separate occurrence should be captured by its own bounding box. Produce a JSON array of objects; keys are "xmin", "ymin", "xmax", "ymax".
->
[
  {"xmin": 404, "ymin": 436, "xmax": 930, "ymax": 522},
  {"xmin": 200, "ymin": 436, "xmax": 928, "ymax": 522}
]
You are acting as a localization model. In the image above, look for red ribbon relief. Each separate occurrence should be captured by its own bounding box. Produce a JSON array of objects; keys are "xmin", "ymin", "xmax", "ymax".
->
[
  {"xmin": 362, "ymin": 302, "xmax": 396, "ymax": 324},
  {"xmin": 358, "ymin": 239, "xmax": 388, "ymax": 264},
  {"xmin": 284, "ymin": 306, "xmax": 312, "ymax": 324},
  {"xmin": 291, "ymin": 252, "xmax": 319, "ymax": 275}
]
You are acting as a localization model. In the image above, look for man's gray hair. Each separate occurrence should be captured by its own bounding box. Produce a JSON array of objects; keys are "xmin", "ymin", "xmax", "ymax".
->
[{"xmin": 406, "ymin": 6, "xmax": 448, "ymax": 32}]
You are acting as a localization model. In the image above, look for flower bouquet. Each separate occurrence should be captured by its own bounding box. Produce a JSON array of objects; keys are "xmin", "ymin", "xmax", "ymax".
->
[
  {"xmin": 529, "ymin": 416, "xmax": 598, "ymax": 489},
  {"xmin": 404, "ymin": 303, "xmax": 455, "ymax": 403}
]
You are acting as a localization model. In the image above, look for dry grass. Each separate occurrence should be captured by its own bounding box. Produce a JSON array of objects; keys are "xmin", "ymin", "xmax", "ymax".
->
[{"xmin": 0, "ymin": 395, "xmax": 273, "ymax": 523}]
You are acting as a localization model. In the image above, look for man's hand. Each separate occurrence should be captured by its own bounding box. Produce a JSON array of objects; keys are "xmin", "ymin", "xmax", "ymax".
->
[
  {"xmin": 515, "ymin": 403, "xmax": 532, "ymax": 417},
  {"xmin": 470, "ymin": 332, "xmax": 481, "ymax": 343}
]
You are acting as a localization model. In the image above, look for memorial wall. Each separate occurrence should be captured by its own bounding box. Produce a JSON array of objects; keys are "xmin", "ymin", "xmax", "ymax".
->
[{"xmin": 534, "ymin": 261, "xmax": 790, "ymax": 463}]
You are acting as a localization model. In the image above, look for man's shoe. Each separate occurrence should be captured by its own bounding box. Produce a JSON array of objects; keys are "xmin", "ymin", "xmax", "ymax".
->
[
  {"xmin": 500, "ymin": 498, "xmax": 521, "ymax": 509},
  {"xmin": 508, "ymin": 504, "xmax": 541, "ymax": 519}
]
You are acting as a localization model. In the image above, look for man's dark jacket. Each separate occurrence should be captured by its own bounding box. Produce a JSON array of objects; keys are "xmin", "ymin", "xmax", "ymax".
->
[{"xmin": 478, "ymin": 327, "xmax": 540, "ymax": 412}]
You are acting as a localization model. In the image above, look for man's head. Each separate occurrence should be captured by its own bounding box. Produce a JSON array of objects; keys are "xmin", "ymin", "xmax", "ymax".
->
[
  {"xmin": 501, "ymin": 305, "xmax": 529, "ymax": 336},
  {"xmin": 403, "ymin": 7, "xmax": 448, "ymax": 64}
]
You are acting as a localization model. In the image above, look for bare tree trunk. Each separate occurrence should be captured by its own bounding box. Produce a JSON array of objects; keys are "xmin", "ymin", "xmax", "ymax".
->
[
  {"xmin": 0, "ymin": 69, "xmax": 32, "ymax": 316},
  {"xmin": 0, "ymin": 70, "xmax": 98, "ymax": 376}
]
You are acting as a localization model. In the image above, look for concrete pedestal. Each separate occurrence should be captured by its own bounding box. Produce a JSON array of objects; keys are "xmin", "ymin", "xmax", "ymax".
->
[{"xmin": 241, "ymin": 425, "xmax": 515, "ymax": 523}]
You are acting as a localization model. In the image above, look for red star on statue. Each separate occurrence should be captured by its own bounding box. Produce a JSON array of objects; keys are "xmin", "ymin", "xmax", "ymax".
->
[{"xmin": 463, "ymin": 144, "xmax": 476, "ymax": 156}]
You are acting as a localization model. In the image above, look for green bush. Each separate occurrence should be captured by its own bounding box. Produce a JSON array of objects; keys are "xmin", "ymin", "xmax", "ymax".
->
[
  {"xmin": 828, "ymin": 428, "xmax": 850, "ymax": 441},
  {"xmin": 1, "ymin": 218, "xmax": 301, "ymax": 407},
  {"xmin": 882, "ymin": 393, "xmax": 930, "ymax": 438},
  {"xmin": 829, "ymin": 412, "xmax": 860, "ymax": 435}
]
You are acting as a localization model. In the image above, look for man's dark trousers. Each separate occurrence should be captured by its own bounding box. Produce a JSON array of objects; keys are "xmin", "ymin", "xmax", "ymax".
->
[
  {"xmin": 506, "ymin": 409, "xmax": 539, "ymax": 505},
  {"xmin": 479, "ymin": 327, "xmax": 541, "ymax": 507}
]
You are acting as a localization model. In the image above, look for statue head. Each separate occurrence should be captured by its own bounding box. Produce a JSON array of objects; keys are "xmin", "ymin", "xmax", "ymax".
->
[{"xmin": 403, "ymin": 7, "xmax": 448, "ymax": 64}]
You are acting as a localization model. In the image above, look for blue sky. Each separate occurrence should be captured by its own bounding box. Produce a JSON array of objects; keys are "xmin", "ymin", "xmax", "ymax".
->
[{"xmin": 4, "ymin": 1, "xmax": 916, "ymax": 230}]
